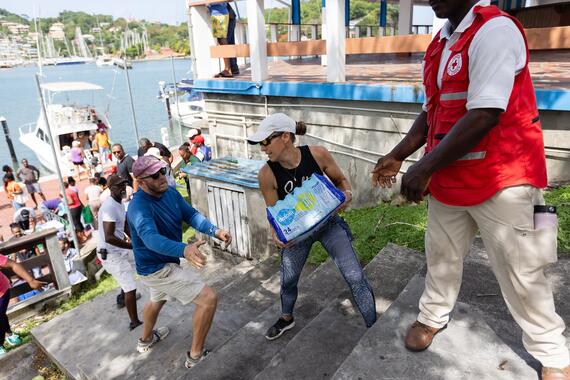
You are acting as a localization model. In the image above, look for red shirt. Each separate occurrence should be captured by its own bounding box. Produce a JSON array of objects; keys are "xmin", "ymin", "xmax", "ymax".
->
[{"xmin": 65, "ymin": 188, "xmax": 82, "ymax": 209}]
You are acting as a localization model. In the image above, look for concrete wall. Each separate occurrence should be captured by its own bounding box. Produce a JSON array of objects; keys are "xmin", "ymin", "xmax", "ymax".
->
[{"xmin": 198, "ymin": 93, "xmax": 570, "ymax": 209}]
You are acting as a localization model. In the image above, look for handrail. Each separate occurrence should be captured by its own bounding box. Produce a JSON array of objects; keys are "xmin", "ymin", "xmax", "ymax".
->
[{"xmin": 210, "ymin": 25, "xmax": 570, "ymax": 58}]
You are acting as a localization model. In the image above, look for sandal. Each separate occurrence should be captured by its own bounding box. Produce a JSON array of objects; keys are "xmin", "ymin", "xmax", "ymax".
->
[
  {"xmin": 214, "ymin": 71, "xmax": 233, "ymax": 78},
  {"xmin": 185, "ymin": 349, "xmax": 210, "ymax": 368}
]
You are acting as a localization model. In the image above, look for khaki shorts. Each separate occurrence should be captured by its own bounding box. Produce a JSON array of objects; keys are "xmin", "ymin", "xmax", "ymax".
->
[{"xmin": 139, "ymin": 262, "xmax": 204, "ymax": 305}]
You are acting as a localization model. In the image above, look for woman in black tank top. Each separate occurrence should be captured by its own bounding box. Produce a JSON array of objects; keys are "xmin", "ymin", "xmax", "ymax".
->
[{"xmin": 248, "ymin": 113, "xmax": 377, "ymax": 339}]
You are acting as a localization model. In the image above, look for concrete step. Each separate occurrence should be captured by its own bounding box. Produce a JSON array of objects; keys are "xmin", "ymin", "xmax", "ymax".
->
[
  {"xmin": 183, "ymin": 259, "xmax": 352, "ymax": 380},
  {"xmin": 254, "ymin": 244, "xmax": 426, "ymax": 380},
  {"xmin": 31, "ymin": 255, "xmax": 285, "ymax": 379},
  {"xmin": 217, "ymin": 256, "xmax": 281, "ymax": 304},
  {"xmin": 332, "ymin": 274, "xmax": 538, "ymax": 380},
  {"xmin": 32, "ymin": 256, "xmax": 256, "ymax": 379}
]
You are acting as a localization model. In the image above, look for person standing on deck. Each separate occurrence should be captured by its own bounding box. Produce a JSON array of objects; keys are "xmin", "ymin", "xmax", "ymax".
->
[
  {"xmin": 16, "ymin": 159, "xmax": 46, "ymax": 208},
  {"xmin": 372, "ymin": 1, "xmax": 569, "ymax": 379},
  {"xmin": 249, "ymin": 113, "xmax": 377, "ymax": 340},
  {"xmin": 208, "ymin": 2, "xmax": 234, "ymax": 78},
  {"xmin": 95, "ymin": 125, "xmax": 111, "ymax": 165},
  {"xmin": 127, "ymin": 156, "xmax": 231, "ymax": 368}
]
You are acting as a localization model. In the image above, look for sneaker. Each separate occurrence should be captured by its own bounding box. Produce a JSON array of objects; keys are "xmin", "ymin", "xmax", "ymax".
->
[
  {"xmin": 5, "ymin": 334, "xmax": 22, "ymax": 347},
  {"xmin": 136, "ymin": 327, "xmax": 170, "ymax": 353},
  {"xmin": 184, "ymin": 349, "xmax": 210, "ymax": 369},
  {"xmin": 264, "ymin": 317, "xmax": 295, "ymax": 341},
  {"xmin": 0, "ymin": 346, "xmax": 6, "ymax": 357}
]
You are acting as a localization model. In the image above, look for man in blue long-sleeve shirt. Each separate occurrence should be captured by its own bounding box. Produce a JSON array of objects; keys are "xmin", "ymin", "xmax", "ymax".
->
[{"xmin": 128, "ymin": 156, "xmax": 231, "ymax": 368}]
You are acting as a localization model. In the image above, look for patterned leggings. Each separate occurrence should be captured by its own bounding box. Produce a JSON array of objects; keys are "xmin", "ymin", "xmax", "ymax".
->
[{"xmin": 280, "ymin": 216, "xmax": 377, "ymax": 327}]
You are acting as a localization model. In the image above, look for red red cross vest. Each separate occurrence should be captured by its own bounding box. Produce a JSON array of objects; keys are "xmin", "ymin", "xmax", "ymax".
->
[{"xmin": 423, "ymin": 5, "xmax": 547, "ymax": 206}]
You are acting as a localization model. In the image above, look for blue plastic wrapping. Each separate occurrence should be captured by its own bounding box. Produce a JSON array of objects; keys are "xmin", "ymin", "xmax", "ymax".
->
[{"xmin": 267, "ymin": 173, "xmax": 346, "ymax": 244}]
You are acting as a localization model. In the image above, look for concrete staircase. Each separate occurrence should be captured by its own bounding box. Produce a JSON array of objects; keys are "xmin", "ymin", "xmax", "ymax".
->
[{"xmin": 31, "ymin": 241, "xmax": 569, "ymax": 379}]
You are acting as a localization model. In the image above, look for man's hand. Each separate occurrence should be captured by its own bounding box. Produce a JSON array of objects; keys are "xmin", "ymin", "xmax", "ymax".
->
[
  {"xmin": 372, "ymin": 155, "xmax": 402, "ymax": 188},
  {"xmin": 184, "ymin": 240, "xmax": 207, "ymax": 269},
  {"xmin": 214, "ymin": 229, "xmax": 232, "ymax": 249},
  {"xmin": 400, "ymin": 162, "xmax": 431, "ymax": 203},
  {"xmin": 29, "ymin": 279, "xmax": 47, "ymax": 290}
]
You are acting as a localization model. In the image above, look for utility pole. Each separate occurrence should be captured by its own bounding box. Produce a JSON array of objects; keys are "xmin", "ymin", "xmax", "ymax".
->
[
  {"xmin": 34, "ymin": 75, "xmax": 81, "ymax": 252},
  {"xmin": 0, "ymin": 117, "xmax": 19, "ymax": 170}
]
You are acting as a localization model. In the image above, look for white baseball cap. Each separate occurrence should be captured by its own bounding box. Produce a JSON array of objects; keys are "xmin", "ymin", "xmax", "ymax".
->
[
  {"xmin": 144, "ymin": 147, "xmax": 162, "ymax": 160},
  {"xmin": 187, "ymin": 128, "xmax": 200, "ymax": 139},
  {"xmin": 247, "ymin": 113, "xmax": 296, "ymax": 144}
]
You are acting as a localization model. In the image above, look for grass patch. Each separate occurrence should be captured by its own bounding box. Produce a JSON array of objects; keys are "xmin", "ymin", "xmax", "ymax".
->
[
  {"xmin": 177, "ymin": 179, "xmax": 197, "ymax": 243},
  {"xmin": 306, "ymin": 184, "xmax": 570, "ymax": 265},
  {"xmin": 544, "ymin": 184, "xmax": 570, "ymax": 254},
  {"xmin": 13, "ymin": 274, "xmax": 118, "ymax": 348},
  {"xmin": 307, "ymin": 202, "xmax": 428, "ymax": 266}
]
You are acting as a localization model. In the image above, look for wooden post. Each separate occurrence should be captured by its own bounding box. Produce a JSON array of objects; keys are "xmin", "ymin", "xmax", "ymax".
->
[
  {"xmin": 189, "ymin": 5, "xmax": 218, "ymax": 78},
  {"xmin": 246, "ymin": 0, "xmax": 268, "ymax": 82},
  {"xmin": 326, "ymin": 0, "xmax": 345, "ymax": 82},
  {"xmin": 398, "ymin": 0, "xmax": 413, "ymax": 35},
  {"xmin": 44, "ymin": 231, "xmax": 71, "ymax": 290},
  {"xmin": 321, "ymin": 3, "xmax": 327, "ymax": 66}
]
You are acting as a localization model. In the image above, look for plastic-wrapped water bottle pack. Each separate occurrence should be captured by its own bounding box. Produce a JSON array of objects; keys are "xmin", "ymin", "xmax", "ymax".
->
[{"xmin": 267, "ymin": 174, "xmax": 345, "ymax": 244}]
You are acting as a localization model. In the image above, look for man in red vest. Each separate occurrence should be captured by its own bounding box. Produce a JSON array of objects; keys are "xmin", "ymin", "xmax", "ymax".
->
[{"xmin": 372, "ymin": 0, "xmax": 569, "ymax": 378}]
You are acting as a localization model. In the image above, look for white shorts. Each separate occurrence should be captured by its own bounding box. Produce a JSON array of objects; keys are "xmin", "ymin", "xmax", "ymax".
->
[
  {"xmin": 98, "ymin": 249, "xmax": 137, "ymax": 293},
  {"xmin": 138, "ymin": 262, "xmax": 205, "ymax": 305}
]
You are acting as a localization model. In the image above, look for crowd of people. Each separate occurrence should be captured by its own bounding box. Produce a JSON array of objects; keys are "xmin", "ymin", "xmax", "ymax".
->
[{"xmin": 0, "ymin": 130, "xmax": 212, "ymax": 357}]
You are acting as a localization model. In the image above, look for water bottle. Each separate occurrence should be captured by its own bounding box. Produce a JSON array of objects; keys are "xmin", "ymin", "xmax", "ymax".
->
[{"xmin": 533, "ymin": 205, "xmax": 557, "ymax": 230}]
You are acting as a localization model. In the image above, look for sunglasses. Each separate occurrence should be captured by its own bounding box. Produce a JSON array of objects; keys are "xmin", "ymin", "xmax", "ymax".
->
[
  {"xmin": 112, "ymin": 150, "xmax": 122, "ymax": 155},
  {"xmin": 144, "ymin": 167, "xmax": 167, "ymax": 180},
  {"xmin": 259, "ymin": 133, "xmax": 283, "ymax": 147}
]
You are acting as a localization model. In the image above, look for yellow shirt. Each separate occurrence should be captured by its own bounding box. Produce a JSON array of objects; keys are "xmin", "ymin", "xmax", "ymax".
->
[{"xmin": 95, "ymin": 132, "xmax": 110, "ymax": 149}]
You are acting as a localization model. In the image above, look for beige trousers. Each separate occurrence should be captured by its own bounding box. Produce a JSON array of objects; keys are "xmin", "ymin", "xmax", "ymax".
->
[{"xmin": 418, "ymin": 185, "xmax": 569, "ymax": 368}]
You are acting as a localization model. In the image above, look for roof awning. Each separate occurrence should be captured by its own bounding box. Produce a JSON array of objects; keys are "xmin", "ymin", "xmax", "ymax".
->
[{"xmin": 41, "ymin": 82, "xmax": 104, "ymax": 92}]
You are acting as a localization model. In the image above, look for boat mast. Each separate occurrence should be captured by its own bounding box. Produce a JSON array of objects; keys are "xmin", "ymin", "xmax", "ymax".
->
[{"xmin": 34, "ymin": 15, "xmax": 43, "ymax": 76}]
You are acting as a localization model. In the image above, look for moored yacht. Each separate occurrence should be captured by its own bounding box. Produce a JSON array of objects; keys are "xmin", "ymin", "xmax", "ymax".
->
[{"xmin": 18, "ymin": 81, "xmax": 112, "ymax": 176}]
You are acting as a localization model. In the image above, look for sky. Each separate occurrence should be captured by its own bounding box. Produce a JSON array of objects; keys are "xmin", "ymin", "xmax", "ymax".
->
[
  {"xmin": 0, "ymin": 0, "xmax": 192, "ymax": 25},
  {"xmin": 0, "ymin": 0, "xmax": 434, "ymax": 26}
]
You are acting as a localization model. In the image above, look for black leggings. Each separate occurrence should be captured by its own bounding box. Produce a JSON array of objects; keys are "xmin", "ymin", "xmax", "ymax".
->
[
  {"xmin": 70, "ymin": 205, "xmax": 84, "ymax": 232},
  {"xmin": 0, "ymin": 289, "xmax": 11, "ymax": 346}
]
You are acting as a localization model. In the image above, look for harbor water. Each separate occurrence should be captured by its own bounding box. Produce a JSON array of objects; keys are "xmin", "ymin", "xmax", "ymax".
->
[{"xmin": 0, "ymin": 59, "xmax": 192, "ymax": 173}]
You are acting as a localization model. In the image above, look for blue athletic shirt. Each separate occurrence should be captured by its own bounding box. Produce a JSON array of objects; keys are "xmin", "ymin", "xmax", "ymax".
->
[
  {"xmin": 127, "ymin": 187, "xmax": 218, "ymax": 276},
  {"xmin": 208, "ymin": 3, "xmax": 229, "ymax": 16}
]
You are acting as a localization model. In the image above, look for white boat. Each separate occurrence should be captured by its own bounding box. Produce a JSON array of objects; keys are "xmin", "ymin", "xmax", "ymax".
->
[
  {"xmin": 54, "ymin": 56, "xmax": 93, "ymax": 65},
  {"xmin": 95, "ymin": 55, "xmax": 113, "ymax": 66},
  {"xmin": 18, "ymin": 81, "xmax": 112, "ymax": 176},
  {"xmin": 112, "ymin": 57, "xmax": 132, "ymax": 69},
  {"xmin": 158, "ymin": 80, "xmax": 207, "ymax": 127}
]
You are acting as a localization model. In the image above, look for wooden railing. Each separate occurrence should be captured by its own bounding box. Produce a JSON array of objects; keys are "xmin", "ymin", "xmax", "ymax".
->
[
  {"xmin": 0, "ymin": 228, "xmax": 70, "ymax": 301},
  {"xmin": 210, "ymin": 25, "xmax": 570, "ymax": 59}
]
